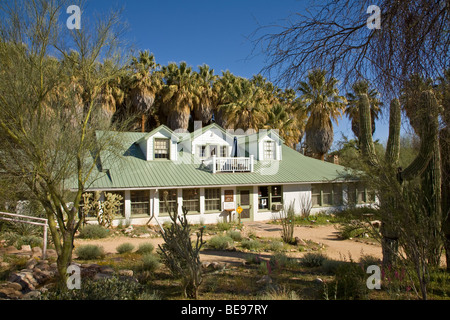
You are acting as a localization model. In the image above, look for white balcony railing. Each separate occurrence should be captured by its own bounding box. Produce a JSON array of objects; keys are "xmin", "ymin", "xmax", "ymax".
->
[{"xmin": 210, "ymin": 155, "xmax": 254, "ymax": 173}]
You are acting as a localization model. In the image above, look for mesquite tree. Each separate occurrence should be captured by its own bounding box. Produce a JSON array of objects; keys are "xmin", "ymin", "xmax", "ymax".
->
[
  {"xmin": 357, "ymin": 91, "xmax": 440, "ymax": 267},
  {"xmin": 0, "ymin": 0, "xmax": 128, "ymax": 286}
]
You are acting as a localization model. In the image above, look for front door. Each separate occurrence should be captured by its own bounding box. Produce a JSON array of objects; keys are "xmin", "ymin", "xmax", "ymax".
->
[{"xmin": 237, "ymin": 187, "xmax": 253, "ymax": 221}]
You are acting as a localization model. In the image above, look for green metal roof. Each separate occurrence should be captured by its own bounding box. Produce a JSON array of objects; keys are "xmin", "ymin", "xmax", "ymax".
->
[{"xmin": 82, "ymin": 129, "xmax": 354, "ymax": 191}]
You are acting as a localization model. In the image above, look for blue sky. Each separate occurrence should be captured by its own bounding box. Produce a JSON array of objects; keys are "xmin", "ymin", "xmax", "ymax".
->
[{"xmin": 82, "ymin": 0, "xmax": 392, "ymax": 149}]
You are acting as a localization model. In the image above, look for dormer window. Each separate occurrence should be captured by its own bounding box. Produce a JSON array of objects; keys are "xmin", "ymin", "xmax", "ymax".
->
[
  {"xmin": 154, "ymin": 138, "xmax": 170, "ymax": 159},
  {"xmin": 264, "ymin": 141, "xmax": 275, "ymax": 160}
]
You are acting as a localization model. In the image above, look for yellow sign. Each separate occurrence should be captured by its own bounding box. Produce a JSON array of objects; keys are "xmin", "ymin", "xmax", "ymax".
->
[{"xmin": 236, "ymin": 206, "xmax": 243, "ymax": 214}]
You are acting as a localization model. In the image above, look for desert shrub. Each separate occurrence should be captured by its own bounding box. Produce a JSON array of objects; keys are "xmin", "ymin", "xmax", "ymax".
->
[
  {"xmin": 226, "ymin": 230, "xmax": 243, "ymax": 241},
  {"xmin": 259, "ymin": 286, "xmax": 300, "ymax": 300},
  {"xmin": 321, "ymin": 259, "xmax": 347, "ymax": 274},
  {"xmin": 359, "ymin": 255, "xmax": 381, "ymax": 269},
  {"xmin": 268, "ymin": 241, "xmax": 284, "ymax": 252},
  {"xmin": 75, "ymin": 245, "xmax": 105, "ymax": 260},
  {"xmin": 325, "ymin": 262, "xmax": 369, "ymax": 300},
  {"xmin": 1, "ymin": 232, "xmax": 42, "ymax": 249},
  {"xmin": 241, "ymin": 239, "xmax": 263, "ymax": 251},
  {"xmin": 279, "ymin": 202, "xmax": 296, "ymax": 244},
  {"xmin": 245, "ymin": 254, "xmax": 263, "ymax": 265},
  {"xmin": 78, "ymin": 224, "xmax": 109, "ymax": 239},
  {"xmin": 140, "ymin": 254, "xmax": 160, "ymax": 272},
  {"xmin": 136, "ymin": 243, "xmax": 154, "ymax": 255},
  {"xmin": 116, "ymin": 243, "xmax": 135, "ymax": 254},
  {"xmin": 300, "ymin": 253, "xmax": 327, "ymax": 268},
  {"xmin": 270, "ymin": 252, "xmax": 296, "ymax": 269},
  {"xmin": 337, "ymin": 221, "xmax": 367, "ymax": 239},
  {"xmin": 40, "ymin": 276, "xmax": 145, "ymax": 300},
  {"xmin": 208, "ymin": 235, "xmax": 234, "ymax": 250},
  {"xmin": 216, "ymin": 221, "xmax": 233, "ymax": 231}
]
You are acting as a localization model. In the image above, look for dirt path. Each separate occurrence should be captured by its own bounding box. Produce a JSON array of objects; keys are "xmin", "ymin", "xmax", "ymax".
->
[{"xmin": 73, "ymin": 221, "xmax": 382, "ymax": 265}]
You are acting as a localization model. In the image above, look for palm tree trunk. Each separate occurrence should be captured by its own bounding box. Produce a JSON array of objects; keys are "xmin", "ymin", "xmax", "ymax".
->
[{"xmin": 141, "ymin": 114, "xmax": 146, "ymax": 132}]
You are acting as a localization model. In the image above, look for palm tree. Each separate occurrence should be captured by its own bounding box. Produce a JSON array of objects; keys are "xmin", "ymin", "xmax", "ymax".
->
[
  {"xmin": 193, "ymin": 64, "xmax": 217, "ymax": 126},
  {"xmin": 299, "ymin": 69, "xmax": 346, "ymax": 160},
  {"xmin": 345, "ymin": 80, "xmax": 382, "ymax": 139},
  {"xmin": 218, "ymin": 77, "xmax": 268, "ymax": 132},
  {"xmin": 128, "ymin": 50, "xmax": 162, "ymax": 132},
  {"xmin": 160, "ymin": 62, "xmax": 198, "ymax": 130}
]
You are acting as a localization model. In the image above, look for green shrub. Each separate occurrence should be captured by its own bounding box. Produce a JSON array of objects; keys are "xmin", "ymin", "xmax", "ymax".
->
[
  {"xmin": 270, "ymin": 252, "xmax": 294, "ymax": 269},
  {"xmin": 259, "ymin": 287, "xmax": 300, "ymax": 300},
  {"xmin": 241, "ymin": 239, "xmax": 263, "ymax": 251},
  {"xmin": 140, "ymin": 254, "xmax": 160, "ymax": 272},
  {"xmin": 208, "ymin": 235, "xmax": 234, "ymax": 250},
  {"xmin": 40, "ymin": 276, "xmax": 145, "ymax": 300},
  {"xmin": 78, "ymin": 224, "xmax": 109, "ymax": 239},
  {"xmin": 2, "ymin": 232, "xmax": 42, "ymax": 249},
  {"xmin": 300, "ymin": 253, "xmax": 327, "ymax": 268},
  {"xmin": 116, "ymin": 243, "xmax": 135, "ymax": 254},
  {"xmin": 226, "ymin": 230, "xmax": 243, "ymax": 241},
  {"xmin": 75, "ymin": 245, "xmax": 105, "ymax": 260},
  {"xmin": 268, "ymin": 241, "xmax": 284, "ymax": 252},
  {"xmin": 321, "ymin": 259, "xmax": 347, "ymax": 274},
  {"xmin": 136, "ymin": 243, "xmax": 155, "ymax": 255},
  {"xmin": 216, "ymin": 221, "xmax": 233, "ymax": 232},
  {"xmin": 325, "ymin": 262, "xmax": 369, "ymax": 300},
  {"xmin": 245, "ymin": 254, "xmax": 263, "ymax": 265}
]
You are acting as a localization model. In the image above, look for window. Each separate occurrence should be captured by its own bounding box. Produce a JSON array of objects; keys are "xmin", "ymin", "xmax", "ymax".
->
[
  {"xmin": 198, "ymin": 145, "xmax": 207, "ymax": 158},
  {"xmin": 183, "ymin": 189, "xmax": 200, "ymax": 213},
  {"xmin": 220, "ymin": 146, "xmax": 228, "ymax": 158},
  {"xmin": 210, "ymin": 145, "xmax": 218, "ymax": 157},
  {"xmin": 271, "ymin": 186, "xmax": 282, "ymax": 203},
  {"xmin": 347, "ymin": 183, "xmax": 374, "ymax": 204},
  {"xmin": 154, "ymin": 139, "xmax": 170, "ymax": 159},
  {"xmin": 205, "ymin": 188, "xmax": 221, "ymax": 211},
  {"xmin": 258, "ymin": 186, "xmax": 269, "ymax": 210},
  {"xmin": 311, "ymin": 185, "xmax": 321, "ymax": 207},
  {"xmin": 258, "ymin": 186, "xmax": 283, "ymax": 210},
  {"xmin": 159, "ymin": 189, "xmax": 178, "ymax": 214},
  {"xmin": 264, "ymin": 141, "xmax": 275, "ymax": 160},
  {"xmin": 312, "ymin": 183, "xmax": 344, "ymax": 207},
  {"xmin": 131, "ymin": 190, "xmax": 150, "ymax": 216}
]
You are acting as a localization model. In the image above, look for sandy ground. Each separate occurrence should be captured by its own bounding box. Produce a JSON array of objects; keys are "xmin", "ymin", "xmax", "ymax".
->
[{"xmin": 73, "ymin": 221, "xmax": 382, "ymax": 265}]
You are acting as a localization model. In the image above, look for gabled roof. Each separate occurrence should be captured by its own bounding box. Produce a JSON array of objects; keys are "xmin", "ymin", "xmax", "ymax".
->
[
  {"xmin": 81, "ymin": 129, "xmax": 355, "ymax": 190},
  {"xmin": 180, "ymin": 123, "xmax": 235, "ymax": 142},
  {"xmin": 135, "ymin": 125, "xmax": 181, "ymax": 144}
]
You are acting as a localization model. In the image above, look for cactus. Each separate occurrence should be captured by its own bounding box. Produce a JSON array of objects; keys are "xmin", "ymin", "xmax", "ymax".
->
[{"xmin": 358, "ymin": 90, "xmax": 440, "ymax": 266}]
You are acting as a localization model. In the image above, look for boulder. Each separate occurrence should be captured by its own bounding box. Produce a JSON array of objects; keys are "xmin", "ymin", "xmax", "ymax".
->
[
  {"xmin": 21, "ymin": 245, "xmax": 32, "ymax": 252},
  {"xmin": 22, "ymin": 290, "xmax": 41, "ymax": 300},
  {"xmin": 294, "ymin": 237, "xmax": 307, "ymax": 246},
  {"xmin": 118, "ymin": 269, "xmax": 133, "ymax": 277},
  {"xmin": 0, "ymin": 287, "xmax": 22, "ymax": 299}
]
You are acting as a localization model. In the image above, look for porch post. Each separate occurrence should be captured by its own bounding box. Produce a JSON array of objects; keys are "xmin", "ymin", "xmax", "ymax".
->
[{"xmin": 124, "ymin": 190, "xmax": 131, "ymax": 222}]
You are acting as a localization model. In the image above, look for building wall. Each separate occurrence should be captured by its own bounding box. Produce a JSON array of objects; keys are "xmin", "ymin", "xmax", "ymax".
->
[{"xmin": 105, "ymin": 182, "xmax": 377, "ymax": 227}]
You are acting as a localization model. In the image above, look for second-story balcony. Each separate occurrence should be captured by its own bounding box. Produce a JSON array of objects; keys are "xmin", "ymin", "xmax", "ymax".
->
[{"xmin": 204, "ymin": 155, "xmax": 254, "ymax": 173}]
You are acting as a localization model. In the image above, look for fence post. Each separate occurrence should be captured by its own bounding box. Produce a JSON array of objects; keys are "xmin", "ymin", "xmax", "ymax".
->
[{"xmin": 42, "ymin": 224, "xmax": 48, "ymax": 260}]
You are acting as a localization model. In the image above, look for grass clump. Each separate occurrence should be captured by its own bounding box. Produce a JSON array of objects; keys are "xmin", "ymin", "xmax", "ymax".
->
[
  {"xmin": 268, "ymin": 240, "xmax": 284, "ymax": 252},
  {"xmin": 208, "ymin": 235, "xmax": 234, "ymax": 250},
  {"xmin": 78, "ymin": 224, "xmax": 109, "ymax": 239},
  {"xmin": 75, "ymin": 245, "xmax": 105, "ymax": 260},
  {"xmin": 116, "ymin": 243, "xmax": 135, "ymax": 254},
  {"xmin": 241, "ymin": 239, "xmax": 263, "ymax": 251},
  {"xmin": 136, "ymin": 243, "xmax": 155, "ymax": 255},
  {"xmin": 226, "ymin": 230, "xmax": 243, "ymax": 241},
  {"xmin": 140, "ymin": 253, "xmax": 160, "ymax": 272},
  {"xmin": 300, "ymin": 253, "xmax": 327, "ymax": 268}
]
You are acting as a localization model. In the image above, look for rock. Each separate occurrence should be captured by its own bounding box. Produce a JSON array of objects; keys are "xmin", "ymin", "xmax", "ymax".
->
[
  {"xmin": 256, "ymin": 275, "xmax": 272, "ymax": 285},
  {"xmin": 201, "ymin": 262, "xmax": 211, "ymax": 269},
  {"xmin": 21, "ymin": 245, "xmax": 32, "ymax": 252},
  {"xmin": 138, "ymin": 233, "xmax": 151, "ymax": 238},
  {"xmin": 5, "ymin": 246, "xmax": 19, "ymax": 253},
  {"xmin": 99, "ymin": 266, "xmax": 115, "ymax": 274},
  {"xmin": 124, "ymin": 226, "xmax": 134, "ymax": 234},
  {"xmin": 7, "ymin": 282, "xmax": 23, "ymax": 291},
  {"xmin": 371, "ymin": 220, "xmax": 382, "ymax": 228},
  {"xmin": 9, "ymin": 271, "xmax": 38, "ymax": 292},
  {"xmin": 314, "ymin": 277, "xmax": 324, "ymax": 284},
  {"xmin": 118, "ymin": 269, "xmax": 133, "ymax": 277},
  {"xmin": 31, "ymin": 247, "xmax": 43, "ymax": 257},
  {"xmin": 93, "ymin": 273, "xmax": 112, "ymax": 280},
  {"xmin": 26, "ymin": 258, "xmax": 38, "ymax": 270},
  {"xmin": 46, "ymin": 249, "xmax": 57, "ymax": 258},
  {"xmin": 0, "ymin": 262, "xmax": 10, "ymax": 269},
  {"xmin": 0, "ymin": 287, "xmax": 22, "ymax": 299},
  {"xmin": 22, "ymin": 290, "xmax": 41, "ymax": 300},
  {"xmin": 294, "ymin": 237, "xmax": 307, "ymax": 246}
]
